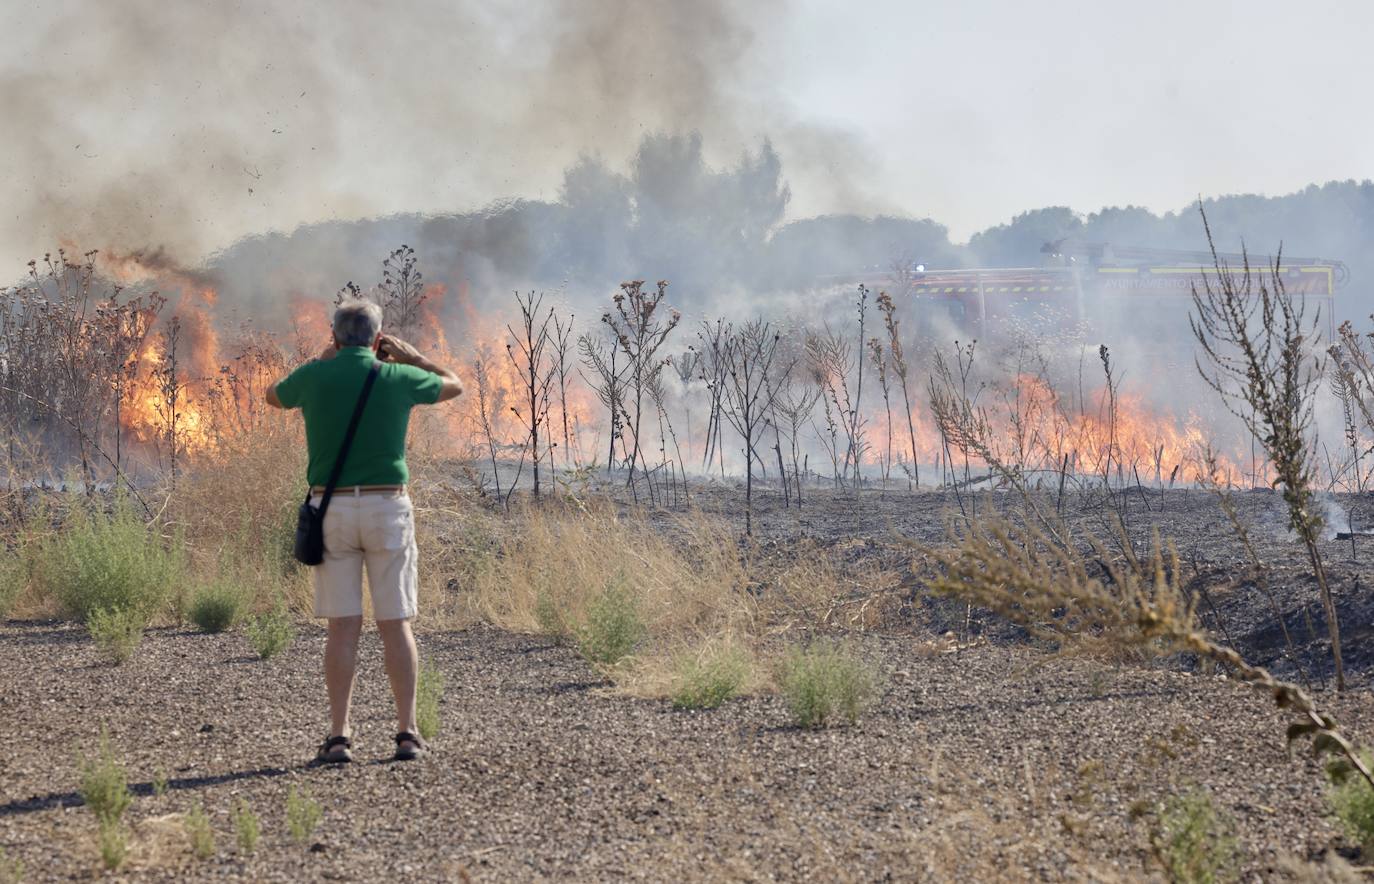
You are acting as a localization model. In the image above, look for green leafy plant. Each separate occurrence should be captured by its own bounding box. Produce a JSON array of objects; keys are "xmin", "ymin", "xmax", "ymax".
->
[
  {"xmin": 416, "ymin": 663, "xmax": 445, "ymax": 741},
  {"xmin": 185, "ymin": 802, "xmax": 215, "ymax": 860},
  {"xmin": 151, "ymin": 767, "xmax": 169, "ymax": 797},
  {"xmin": 246, "ymin": 605, "xmax": 295, "ymax": 660},
  {"xmin": 779, "ymin": 639, "xmax": 877, "ymax": 728},
  {"xmin": 232, "ymin": 800, "xmax": 260, "ymax": 854},
  {"xmin": 285, "ymin": 785, "xmax": 322, "ymax": 844},
  {"xmin": 86, "ymin": 606, "xmax": 147, "ymax": 665},
  {"xmin": 1152, "ymin": 789, "xmax": 1238, "ymax": 884},
  {"xmin": 80, "ymin": 730, "xmax": 133, "ymax": 825},
  {"xmin": 533, "ymin": 589, "xmax": 568, "ymax": 641},
  {"xmin": 35, "ymin": 494, "xmax": 182, "ymax": 621},
  {"xmin": 188, "ymin": 579, "xmax": 244, "ymax": 633},
  {"xmin": 576, "ymin": 578, "xmax": 644, "ymax": 666},
  {"xmin": 81, "ymin": 731, "xmax": 133, "ymax": 872},
  {"xmin": 97, "ymin": 820, "xmax": 127, "ymax": 871},
  {"xmin": 671, "ymin": 645, "xmax": 749, "ymax": 710},
  {"xmin": 1329, "ymin": 753, "xmax": 1374, "ymax": 851}
]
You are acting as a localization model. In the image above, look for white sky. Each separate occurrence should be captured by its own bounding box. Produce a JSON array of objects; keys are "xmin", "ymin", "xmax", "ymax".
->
[
  {"xmin": 767, "ymin": 0, "xmax": 1374, "ymax": 237},
  {"xmin": 1, "ymin": 0, "xmax": 1371, "ymax": 269}
]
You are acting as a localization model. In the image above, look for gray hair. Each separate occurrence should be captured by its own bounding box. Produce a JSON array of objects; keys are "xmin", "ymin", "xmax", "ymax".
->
[{"xmin": 333, "ymin": 298, "xmax": 383, "ymax": 347}]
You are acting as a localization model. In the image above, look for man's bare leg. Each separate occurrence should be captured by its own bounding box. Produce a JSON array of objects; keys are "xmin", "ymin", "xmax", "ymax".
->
[
  {"xmin": 325, "ymin": 615, "xmax": 363, "ymax": 740},
  {"xmin": 376, "ymin": 617, "xmax": 419, "ymax": 747}
]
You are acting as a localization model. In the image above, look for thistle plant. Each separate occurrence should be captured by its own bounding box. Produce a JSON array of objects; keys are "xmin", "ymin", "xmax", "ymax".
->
[{"xmin": 1189, "ymin": 206, "xmax": 1344, "ymax": 689}]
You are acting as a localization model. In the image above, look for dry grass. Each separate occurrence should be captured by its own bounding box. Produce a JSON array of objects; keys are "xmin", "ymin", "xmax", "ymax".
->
[
  {"xmin": 167, "ymin": 426, "xmax": 311, "ymax": 615},
  {"xmin": 441, "ymin": 492, "xmax": 897, "ymax": 698},
  {"xmin": 406, "ymin": 453, "xmax": 502, "ymax": 624},
  {"xmin": 459, "ymin": 498, "xmax": 756, "ymax": 694},
  {"xmin": 0, "ymin": 426, "xmax": 310, "ymax": 624},
  {"xmin": 618, "ymin": 630, "xmax": 767, "ymax": 703},
  {"xmin": 464, "ymin": 498, "xmax": 753, "ymax": 641},
  {"xmin": 2, "ymin": 433, "xmax": 896, "ymax": 703}
]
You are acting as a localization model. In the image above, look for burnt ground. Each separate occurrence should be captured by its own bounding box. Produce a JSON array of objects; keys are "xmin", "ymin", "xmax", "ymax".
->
[
  {"xmin": 661, "ymin": 481, "xmax": 1374, "ymax": 689},
  {"xmin": 5, "ymin": 485, "xmax": 1374, "ymax": 880}
]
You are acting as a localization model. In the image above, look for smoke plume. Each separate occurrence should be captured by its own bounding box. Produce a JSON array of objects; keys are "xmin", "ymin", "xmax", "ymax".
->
[{"xmin": 0, "ymin": 0, "xmax": 869, "ymax": 274}]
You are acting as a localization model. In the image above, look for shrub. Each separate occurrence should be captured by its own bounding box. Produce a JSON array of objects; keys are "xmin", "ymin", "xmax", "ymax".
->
[
  {"xmin": 172, "ymin": 428, "xmax": 306, "ymax": 586},
  {"xmin": 152, "ymin": 767, "xmax": 169, "ymax": 797},
  {"xmin": 416, "ymin": 663, "xmax": 445, "ymax": 741},
  {"xmin": 1329, "ymin": 755, "xmax": 1374, "ymax": 850},
  {"xmin": 533, "ymin": 588, "xmax": 569, "ymax": 641},
  {"xmin": 35, "ymin": 495, "xmax": 182, "ymax": 621},
  {"xmin": 185, "ymin": 802, "xmax": 215, "ymax": 859},
  {"xmin": 188, "ymin": 580, "xmax": 244, "ymax": 633},
  {"xmin": 577, "ymin": 578, "xmax": 644, "ymax": 666},
  {"xmin": 246, "ymin": 605, "xmax": 295, "ymax": 660},
  {"xmin": 87, "ymin": 607, "xmax": 146, "ymax": 665},
  {"xmin": 230, "ymin": 490, "xmax": 305, "ymax": 582},
  {"xmin": 779, "ymin": 639, "xmax": 877, "ymax": 728},
  {"xmin": 233, "ymin": 800, "xmax": 260, "ymax": 854},
  {"xmin": 285, "ymin": 785, "xmax": 322, "ymax": 844},
  {"xmin": 1152, "ymin": 789, "xmax": 1238, "ymax": 884},
  {"xmin": 98, "ymin": 820, "xmax": 127, "ymax": 871},
  {"xmin": 467, "ymin": 501, "xmax": 751, "ymax": 644},
  {"xmin": 80, "ymin": 731, "xmax": 132, "ymax": 826},
  {"xmin": 672, "ymin": 643, "xmax": 749, "ymax": 710}
]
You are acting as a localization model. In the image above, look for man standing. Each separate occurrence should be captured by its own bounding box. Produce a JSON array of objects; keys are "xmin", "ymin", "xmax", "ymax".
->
[{"xmin": 267, "ymin": 299, "xmax": 462, "ymax": 763}]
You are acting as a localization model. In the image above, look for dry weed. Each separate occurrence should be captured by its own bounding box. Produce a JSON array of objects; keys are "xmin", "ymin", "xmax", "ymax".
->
[
  {"xmin": 406, "ymin": 462, "xmax": 501, "ymax": 627},
  {"xmin": 454, "ymin": 496, "xmax": 896, "ymax": 697},
  {"xmin": 1190, "ymin": 208, "xmax": 1344, "ymax": 689},
  {"xmin": 619, "ymin": 630, "xmax": 766, "ymax": 704},
  {"xmin": 465, "ymin": 499, "xmax": 752, "ymax": 642},
  {"xmin": 167, "ymin": 427, "xmax": 310, "ymax": 614}
]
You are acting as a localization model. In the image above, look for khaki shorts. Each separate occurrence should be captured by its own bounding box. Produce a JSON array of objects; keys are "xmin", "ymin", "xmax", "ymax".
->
[{"xmin": 311, "ymin": 490, "xmax": 418, "ymax": 621}]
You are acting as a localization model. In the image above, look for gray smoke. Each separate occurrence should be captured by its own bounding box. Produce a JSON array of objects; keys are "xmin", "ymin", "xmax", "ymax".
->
[{"xmin": 0, "ymin": 0, "xmax": 871, "ymax": 274}]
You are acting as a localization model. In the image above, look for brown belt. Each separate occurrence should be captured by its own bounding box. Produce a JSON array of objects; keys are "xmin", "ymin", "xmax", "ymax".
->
[{"xmin": 311, "ymin": 484, "xmax": 407, "ymax": 496}]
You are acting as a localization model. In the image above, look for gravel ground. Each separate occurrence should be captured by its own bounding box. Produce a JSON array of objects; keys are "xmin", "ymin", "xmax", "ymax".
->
[
  {"xmin": 7, "ymin": 484, "xmax": 1374, "ymax": 880},
  {"xmin": 3, "ymin": 620, "xmax": 1373, "ymax": 881}
]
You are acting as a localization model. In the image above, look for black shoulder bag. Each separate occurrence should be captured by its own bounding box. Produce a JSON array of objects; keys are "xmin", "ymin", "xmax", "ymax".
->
[{"xmin": 293, "ymin": 361, "xmax": 381, "ymax": 566}]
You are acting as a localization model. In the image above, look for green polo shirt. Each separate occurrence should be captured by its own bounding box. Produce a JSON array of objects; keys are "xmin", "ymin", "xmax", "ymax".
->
[{"xmin": 274, "ymin": 347, "xmax": 443, "ymax": 487}]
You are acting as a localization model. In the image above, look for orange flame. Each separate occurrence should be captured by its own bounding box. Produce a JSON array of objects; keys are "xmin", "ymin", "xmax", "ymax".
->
[{"xmin": 91, "ymin": 251, "xmax": 1254, "ymax": 485}]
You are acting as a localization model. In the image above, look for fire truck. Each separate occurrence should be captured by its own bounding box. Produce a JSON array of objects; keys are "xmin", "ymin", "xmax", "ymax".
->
[{"xmin": 837, "ymin": 239, "xmax": 1347, "ymax": 345}]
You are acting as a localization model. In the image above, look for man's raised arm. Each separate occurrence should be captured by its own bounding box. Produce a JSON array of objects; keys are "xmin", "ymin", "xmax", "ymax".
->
[{"xmin": 378, "ymin": 334, "xmax": 463, "ymax": 402}]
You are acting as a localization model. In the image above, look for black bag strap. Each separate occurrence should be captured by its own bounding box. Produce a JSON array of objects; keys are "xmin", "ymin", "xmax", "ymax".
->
[{"xmin": 317, "ymin": 361, "xmax": 381, "ymax": 515}]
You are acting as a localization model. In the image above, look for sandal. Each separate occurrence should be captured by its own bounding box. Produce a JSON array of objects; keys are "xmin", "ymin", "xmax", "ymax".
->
[
  {"xmin": 316, "ymin": 734, "xmax": 353, "ymax": 765},
  {"xmin": 393, "ymin": 731, "xmax": 427, "ymax": 762}
]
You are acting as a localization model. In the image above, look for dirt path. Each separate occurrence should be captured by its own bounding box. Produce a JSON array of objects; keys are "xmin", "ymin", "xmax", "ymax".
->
[{"xmin": 2, "ymin": 621, "xmax": 1370, "ymax": 881}]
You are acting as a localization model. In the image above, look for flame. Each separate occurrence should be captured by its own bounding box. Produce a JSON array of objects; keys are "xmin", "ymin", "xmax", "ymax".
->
[
  {"xmin": 436, "ymin": 283, "xmax": 599, "ymax": 466},
  {"xmin": 85, "ymin": 250, "xmax": 1255, "ymax": 486},
  {"xmin": 860, "ymin": 371, "xmax": 1253, "ymax": 486},
  {"xmin": 104, "ymin": 270, "xmax": 599, "ymax": 470}
]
